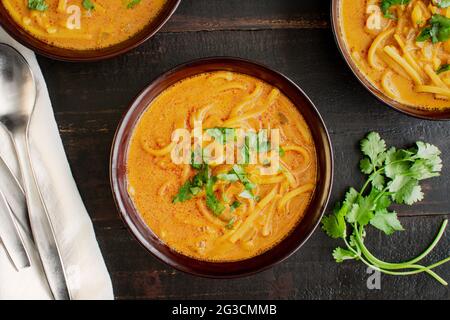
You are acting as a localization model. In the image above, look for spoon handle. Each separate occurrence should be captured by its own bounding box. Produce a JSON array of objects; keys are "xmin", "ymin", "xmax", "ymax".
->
[
  {"xmin": 12, "ymin": 130, "xmax": 71, "ymax": 300},
  {"xmin": 0, "ymin": 188, "xmax": 31, "ymax": 270}
]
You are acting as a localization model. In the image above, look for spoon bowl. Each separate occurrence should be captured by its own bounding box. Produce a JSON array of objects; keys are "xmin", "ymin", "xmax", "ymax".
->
[{"xmin": 0, "ymin": 44, "xmax": 35, "ymax": 130}]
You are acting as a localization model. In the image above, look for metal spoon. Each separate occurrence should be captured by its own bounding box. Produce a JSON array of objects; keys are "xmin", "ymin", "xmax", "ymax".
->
[{"xmin": 0, "ymin": 44, "xmax": 71, "ymax": 300}]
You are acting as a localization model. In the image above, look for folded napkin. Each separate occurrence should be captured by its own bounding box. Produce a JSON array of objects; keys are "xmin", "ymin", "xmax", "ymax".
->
[{"xmin": 0, "ymin": 28, "xmax": 113, "ymax": 300}]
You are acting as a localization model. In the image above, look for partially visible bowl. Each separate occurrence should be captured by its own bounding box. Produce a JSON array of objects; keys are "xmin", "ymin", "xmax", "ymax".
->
[
  {"xmin": 0, "ymin": 0, "xmax": 180, "ymax": 62},
  {"xmin": 331, "ymin": 0, "xmax": 450, "ymax": 120},
  {"xmin": 110, "ymin": 57, "xmax": 334, "ymax": 278}
]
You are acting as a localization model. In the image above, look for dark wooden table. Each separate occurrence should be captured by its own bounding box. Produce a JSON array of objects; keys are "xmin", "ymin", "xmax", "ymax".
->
[{"xmin": 37, "ymin": 0, "xmax": 450, "ymax": 299}]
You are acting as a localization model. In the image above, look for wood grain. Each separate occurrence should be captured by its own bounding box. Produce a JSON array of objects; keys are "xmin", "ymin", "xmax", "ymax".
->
[
  {"xmin": 161, "ymin": 0, "xmax": 329, "ymax": 32},
  {"xmin": 35, "ymin": 0, "xmax": 450, "ymax": 299}
]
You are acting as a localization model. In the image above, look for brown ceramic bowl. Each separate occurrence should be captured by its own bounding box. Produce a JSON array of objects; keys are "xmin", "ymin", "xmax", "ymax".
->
[
  {"xmin": 0, "ymin": 0, "xmax": 180, "ymax": 62},
  {"xmin": 110, "ymin": 57, "xmax": 334, "ymax": 278},
  {"xmin": 331, "ymin": 0, "xmax": 450, "ymax": 120}
]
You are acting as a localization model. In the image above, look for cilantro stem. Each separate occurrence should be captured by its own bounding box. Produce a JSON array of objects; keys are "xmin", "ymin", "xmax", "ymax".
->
[
  {"xmin": 401, "ymin": 219, "xmax": 448, "ymax": 265},
  {"xmin": 355, "ymin": 220, "xmax": 449, "ymax": 268},
  {"xmin": 373, "ymin": 186, "xmax": 389, "ymax": 203},
  {"xmin": 342, "ymin": 223, "xmax": 448, "ymax": 285},
  {"xmin": 352, "ymin": 222, "xmax": 450, "ymax": 285},
  {"xmin": 341, "ymin": 238, "xmax": 446, "ymax": 285},
  {"xmin": 356, "ymin": 258, "xmax": 448, "ymax": 286}
]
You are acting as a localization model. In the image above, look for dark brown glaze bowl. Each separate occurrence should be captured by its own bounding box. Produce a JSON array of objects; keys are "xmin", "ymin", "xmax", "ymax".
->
[
  {"xmin": 0, "ymin": 0, "xmax": 180, "ymax": 62},
  {"xmin": 331, "ymin": 0, "xmax": 450, "ymax": 120},
  {"xmin": 110, "ymin": 57, "xmax": 334, "ymax": 278}
]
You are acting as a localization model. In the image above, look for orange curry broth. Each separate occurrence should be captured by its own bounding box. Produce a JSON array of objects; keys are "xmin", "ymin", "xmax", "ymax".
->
[
  {"xmin": 127, "ymin": 71, "xmax": 317, "ymax": 262},
  {"xmin": 2, "ymin": 0, "xmax": 167, "ymax": 50}
]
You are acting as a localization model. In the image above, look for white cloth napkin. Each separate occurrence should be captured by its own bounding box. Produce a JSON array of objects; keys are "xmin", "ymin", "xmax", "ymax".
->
[{"xmin": 0, "ymin": 28, "xmax": 114, "ymax": 300}]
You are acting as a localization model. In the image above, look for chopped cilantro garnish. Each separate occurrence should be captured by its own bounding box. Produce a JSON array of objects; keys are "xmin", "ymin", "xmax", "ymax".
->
[
  {"xmin": 127, "ymin": 0, "xmax": 141, "ymax": 9},
  {"xmin": 417, "ymin": 15, "xmax": 450, "ymax": 43},
  {"xmin": 230, "ymin": 201, "xmax": 241, "ymax": 212},
  {"xmin": 380, "ymin": 0, "xmax": 411, "ymax": 19},
  {"xmin": 27, "ymin": 0, "xmax": 48, "ymax": 11},
  {"xmin": 437, "ymin": 64, "xmax": 450, "ymax": 74},
  {"xmin": 82, "ymin": 0, "xmax": 95, "ymax": 10}
]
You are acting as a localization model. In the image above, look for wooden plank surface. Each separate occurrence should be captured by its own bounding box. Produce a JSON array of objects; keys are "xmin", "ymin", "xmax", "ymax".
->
[{"xmin": 36, "ymin": 0, "xmax": 450, "ymax": 299}]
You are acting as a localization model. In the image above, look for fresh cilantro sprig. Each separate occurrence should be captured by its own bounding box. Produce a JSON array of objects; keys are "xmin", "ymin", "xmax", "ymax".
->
[
  {"xmin": 380, "ymin": 0, "xmax": 411, "ymax": 19},
  {"xmin": 322, "ymin": 132, "xmax": 450, "ymax": 285}
]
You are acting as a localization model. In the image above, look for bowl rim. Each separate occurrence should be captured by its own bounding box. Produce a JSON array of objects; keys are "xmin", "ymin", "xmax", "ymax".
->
[
  {"xmin": 110, "ymin": 56, "xmax": 334, "ymax": 278},
  {"xmin": 0, "ymin": 0, "xmax": 181, "ymax": 62},
  {"xmin": 330, "ymin": 0, "xmax": 450, "ymax": 121}
]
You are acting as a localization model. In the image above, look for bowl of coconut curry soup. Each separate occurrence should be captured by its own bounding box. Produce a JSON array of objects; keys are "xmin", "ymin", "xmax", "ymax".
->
[
  {"xmin": 0, "ymin": 0, "xmax": 180, "ymax": 61},
  {"xmin": 110, "ymin": 58, "xmax": 333, "ymax": 277},
  {"xmin": 332, "ymin": 0, "xmax": 450, "ymax": 119}
]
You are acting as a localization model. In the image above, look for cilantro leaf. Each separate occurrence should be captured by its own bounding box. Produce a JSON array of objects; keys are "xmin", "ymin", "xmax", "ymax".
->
[
  {"xmin": 384, "ymin": 147, "xmax": 410, "ymax": 178},
  {"xmin": 173, "ymin": 181, "xmax": 193, "ymax": 203},
  {"xmin": 191, "ymin": 150, "xmax": 203, "ymax": 170},
  {"xmin": 375, "ymin": 193, "xmax": 392, "ymax": 211},
  {"xmin": 279, "ymin": 146, "xmax": 286, "ymax": 157},
  {"xmin": 346, "ymin": 194, "xmax": 376, "ymax": 226},
  {"xmin": 239, "ymin": 190, "xmax": 254, "ymax": 200},
  {"xmin": 240, "ymin": 136, "xmax": 251, "ymax": 164},
  {"xmin": 230, "ymin": 201, "xmax": 241, "ymax": 211},
  {"xmin": 360, "ymin": 158, "xmax": 373, "ymax": 174},
  {"xmin": 82, "ymin": 0, "xmax": 95, "ymax": 10},
  {"xmin": 409, "ymin": 159, "xmax": 441, "ymax": 180},
  {"xmin": 333, "ymin": 247, "xmax": 357, "ymax": 263},
  {"xmin": 370, "ymin": 210, "xmax": 404, "ymax": 235},
  {"xmin": 360, "ymin": 132, "xmax": 386, "ymax": 166},
  {"xmin": 322, "ymin": 203, "xmax": 348, "ymax": 239},
  {"xmin": 225, "ymin": 217, "xmax": 236, "ymax": 230},
  {"xmin": 380, "ymin": 0, "xmax": 411, "ymax": 19},
  {"xmin": 372, "ymin": 172, "xmax": 385, "ymax": 190},
  {"xmin": 217, "ymin": 173, "xmax": 239, "ymax": 182},
  {"xmin": 388, "ymin": 176, "xmax": 424, "ymax": 204},
  {"xmin": 417, "ymin": 15, "xmax": 450, "ymax": 43},
  {"xmin": 232, "ymin": 165, "xmax": 256, "ymax": 191},
  {"xmin": 437, "ymin": 64, "xmax": 450, "ymax": 74},
  {"xmin": 173, "ymin": 164, "xmax": 211, "ymax": 203},
  {"xmin": 28, "ymin": 0, "xmax": 48, "ymax": 11},
  {"xmin": 345, "ymin": 187, "xmax": 359, "ymax": 206},
  {"xmin": 205, "ymin": 177, "xmax": 225, "ymax": 215},
  {"xmin": 415, "ymin": 141, "xmax": 441, "ymax": 160},
  {"xmin": 127, "ymin": 0, "xmax": 141, "ymax": 8},
  {"xmin": 417, "ymin": 27, "xmax": 432, "ymax": 42}
]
